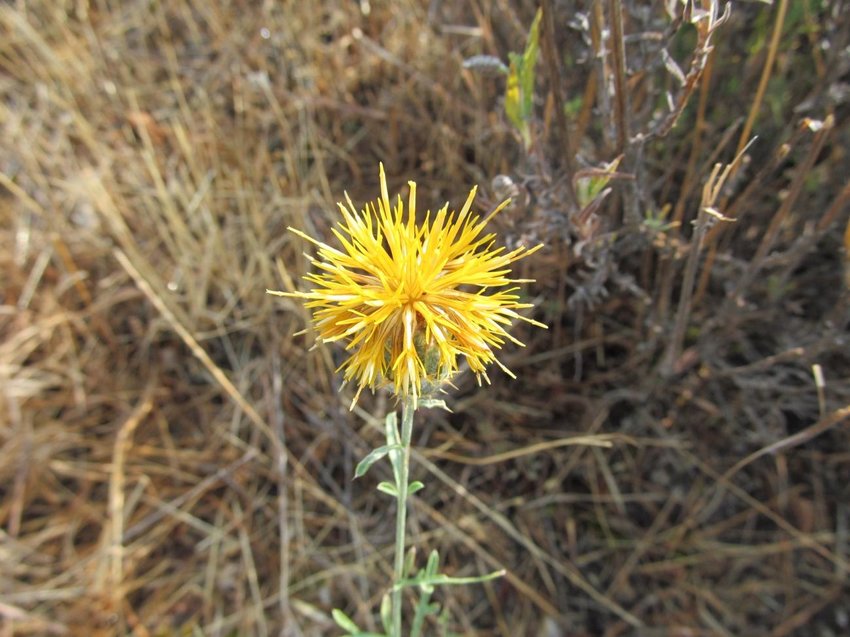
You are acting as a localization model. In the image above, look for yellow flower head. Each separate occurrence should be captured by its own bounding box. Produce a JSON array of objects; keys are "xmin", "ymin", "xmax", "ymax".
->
[{"xmin": 269, "ymin": 164, "xmax": 546, "ymax": 407}]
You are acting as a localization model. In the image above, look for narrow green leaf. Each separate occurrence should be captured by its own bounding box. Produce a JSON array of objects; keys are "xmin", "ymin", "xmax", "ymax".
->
[
  {"xmin": 505, "ymin": 53, "xmax": 522, "ymax": 130},
  {"xmin": 425, "ymin": 549, "xmax": 440, "ymax": 577},
  {"xmin": 503, "ymin": 9, "xmax": 541, "ymax": 149},
  {"xmin": 520, "ymin": 8, "xmax": 543, "ymax": 121},
  {"xmin": 354, "ymin": 445, "xmax": 390, "ymax": 478},
  {"xmin": 384, "ymin": 411, "xmax": 402, "ymax": 477},
  {"xmin": 418, "ymin": 398, "xmax": 451, "ymax": 412},
  {"xmin": 576, "ymin": 156, "xmax": 623, "ymax": 207},
  {"xmin": 384, "ymin": 412, "xmax": 399, "ymax": 445},
  {"xmin": 332, "ymin": 608, "xmax": 360, "ymax": 633},
  {"xmin": 422, "ymin": 569, "xmax": 506, "ymax": 587},
  {"xmin": 404, "ymin": 547, "xmax": 417, "ymax": 579},
  {"xmin": 411, "ymin": 571, "xmax": 435, "ymax": 637},
  {"xmin": 407, "ymin": 481, "xmax": 425, "ymax": 496},
  {"xmin": 380, "ymin": 593, "xmax": 392, "ymax": 635},
  {"xmin": 398, "ymin": 568, "xmax": 506, "ymax": 593},
  {"xmin": 376, "ymin": 481, "xmax": 398, "ymax": 497}
]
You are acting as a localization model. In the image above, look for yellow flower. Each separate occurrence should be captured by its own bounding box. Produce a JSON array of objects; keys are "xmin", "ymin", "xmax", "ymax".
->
[{"xmin": 269, "ymin": 164, "xmax": 546, "ymax": 407}]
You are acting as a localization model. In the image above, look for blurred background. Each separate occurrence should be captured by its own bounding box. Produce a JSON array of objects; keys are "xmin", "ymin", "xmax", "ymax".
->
[{"xmin": 2, "ymin": 1, "xmax": 849, "ymax": 635}]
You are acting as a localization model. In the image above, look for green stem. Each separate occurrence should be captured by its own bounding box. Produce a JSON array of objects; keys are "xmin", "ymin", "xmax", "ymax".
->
[
  {"xmin": 409, "ymin": 586, "xmax": 432, "ymax": 637},
  {"xmin": 392, "ymin": 396, "xmax": 415, "ymax": 637}
]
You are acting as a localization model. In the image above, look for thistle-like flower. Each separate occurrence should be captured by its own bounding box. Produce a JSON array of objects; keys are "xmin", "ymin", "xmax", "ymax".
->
[{"xmin": 269, "ymin": 164, "xmax": 545, "ymax": 407}]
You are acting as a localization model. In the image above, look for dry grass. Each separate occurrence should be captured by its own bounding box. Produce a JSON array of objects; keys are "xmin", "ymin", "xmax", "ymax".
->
[{"xmin": 2, "ymin": 1, "xmax": 849, "ymax": 636}]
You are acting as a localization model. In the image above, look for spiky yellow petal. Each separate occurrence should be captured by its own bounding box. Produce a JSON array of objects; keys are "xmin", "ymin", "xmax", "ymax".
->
[{"xmin": 270, "ymin": 164, "xmax": 546, "ymax": 408}]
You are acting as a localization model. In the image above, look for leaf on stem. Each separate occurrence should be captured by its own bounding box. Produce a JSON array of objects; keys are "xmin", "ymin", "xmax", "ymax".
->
[
  {"xmin": 332, "ymin": 609, "xmax": 361, "ymax": 633},
  {"xmin": 404, "ymin": 547, "xmax": 417, "ymax": 579},
  {"xmin": 376, "ymin": 481, "xmax": 398, "ymax": 497},
  {"xmin": 418, "ymin": 398, "xmax": 452, "ymax": 412},
  {"xmin": 380, "ymin": 593, "xmax": 392, "ymax": 635},
  {"xmin": 355, "ymin": 445, "xmax": 401, "ymax": 478},
  {"xmin": 410, "ymin": 569, "xmax": 507, "ymax": 594},
  {"xmin": 384, "ymin": 411, "xmax": 402, "ymax": 477},
  {"xmin": 505, "ymin": 8, "xmax": 542, "ymax": 149},
  {"xmin": 385, "ymin": 412, "xmax": 400, "ymax": 445}
]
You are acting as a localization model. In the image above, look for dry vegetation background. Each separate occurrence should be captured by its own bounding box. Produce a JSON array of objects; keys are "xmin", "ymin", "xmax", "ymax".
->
[{"xmin": 2, "ymin": 1, "xmax": 850, "ymax": 636}]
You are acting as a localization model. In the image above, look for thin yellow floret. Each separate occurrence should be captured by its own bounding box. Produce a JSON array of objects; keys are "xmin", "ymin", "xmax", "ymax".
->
[{"xmin": 268, "ymin": 164, "xmax": 546, "ymax": 407}]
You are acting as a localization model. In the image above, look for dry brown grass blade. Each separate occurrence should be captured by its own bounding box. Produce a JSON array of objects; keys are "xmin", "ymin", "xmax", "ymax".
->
[
  {"xmin": 414, "ymin": 453, "xmax": 643, "ymax": 628},
  {"xmin": 671, "ymin": 47, "xmax": 715, "ymax": 227},
  {"xmin": 816, "ymin": 179, "xmax": 850, "ymax": 234},
  {"xmin": 649, "ymin": 0, "xmax": 730, "ymax": 140},
  {"xmin": 430, "ymin": 505, "xmax": 561, "ymax": 621},
  {"xmin": 540, "ymin": 0, "xmax": 577, "ymax": 207},
  {"xmin": 0, "ymin": 601, "xmax": 68, "ymax": 636},
  {"xmin": 678, "ymin": 448, "xmax": 850, "ymax": 575},
  {"xmin": 113, "ymin": 247, "xmax": 275, "ymax": 444},
  {"xmin": 423, "ymin": 432, "xmax": 628, "ymax": 465},
  {"xmin": 606, "ymin": 0, "xmax": 629, "ymax": 155},
  {"xmin": 724, "ymin": 116, "xmax": 834, "ymax": 311},
  {"xmin": 733, "ymin": 0, "xmax": 790, "ymax": 166},
  {"xmin": 721, "ymin": 404, "xmax": 850, "ymax": 487},
  {"xmin": 101, "ymin": 387, "xmax": 155, "ymax": 602},
  {"xmin": 660, "ymin": 141, "xmax": 753, "ymax": 376}
]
